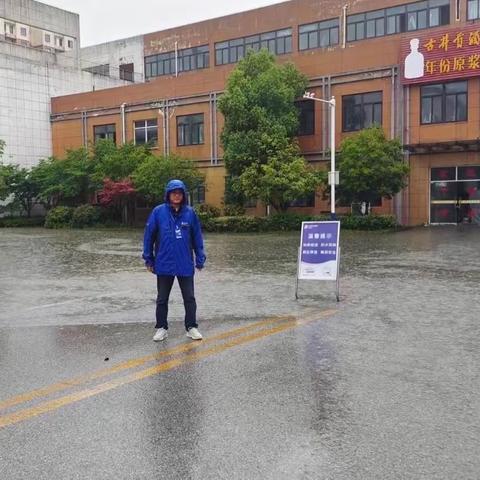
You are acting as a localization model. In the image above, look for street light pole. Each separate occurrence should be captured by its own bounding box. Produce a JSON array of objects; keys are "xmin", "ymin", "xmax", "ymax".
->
[{"xmin": 303, "ymin": 91, "xmax": 337, "ymax": 220}]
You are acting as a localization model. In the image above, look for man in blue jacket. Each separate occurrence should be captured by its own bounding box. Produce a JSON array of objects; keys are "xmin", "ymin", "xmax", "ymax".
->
[{"xmin": 143, "ymin": 179, "xmax": 206, "ymax": 342}]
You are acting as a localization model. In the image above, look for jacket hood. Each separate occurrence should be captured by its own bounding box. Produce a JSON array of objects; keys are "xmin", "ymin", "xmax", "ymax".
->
[{"xmin": 164, "ymin": 179, "xmax": 188, "ymax": 205}]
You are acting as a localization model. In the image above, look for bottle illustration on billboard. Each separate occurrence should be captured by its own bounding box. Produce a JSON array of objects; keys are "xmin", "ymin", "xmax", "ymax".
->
[{"xmin": 404, "ymin": 38, "xmax": 424, "ymax": 79}]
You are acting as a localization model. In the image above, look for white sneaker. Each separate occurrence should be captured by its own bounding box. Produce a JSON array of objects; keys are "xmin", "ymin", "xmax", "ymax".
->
[
  {"xmin": 153, "ymin": 328, "xmax": 168, "ymax": 342},
  {"xmin": 186, "ymin": 327, "xmax": 203, "ymax": 340}
]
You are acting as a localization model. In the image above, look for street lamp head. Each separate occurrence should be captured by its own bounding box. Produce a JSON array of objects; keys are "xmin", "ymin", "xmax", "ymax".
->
[{"xmin": 303, "ymin": 91, "xmax": 315, "ymax": 99}]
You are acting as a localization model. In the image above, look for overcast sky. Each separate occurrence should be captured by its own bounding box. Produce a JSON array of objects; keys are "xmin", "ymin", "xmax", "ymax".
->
[{"xmin": 41, "ymin": 0, "xmax": 287, "ymax": 47}]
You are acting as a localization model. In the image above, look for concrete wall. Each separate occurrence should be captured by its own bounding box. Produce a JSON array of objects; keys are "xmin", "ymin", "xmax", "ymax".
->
[
  {"xmin": 0, "ymin": 0, "xmax": 80, "ymax": 41},
  {"xmin": 81, "ymin": 36, "xmax": 145, "ymax": 83},
  {"xmin": 0, "ymin": 0, "xmax": 130, "ymax": 168},
  {"xmin": 0, "ymin": 51, "xmax": 129, "ymax": 167}
]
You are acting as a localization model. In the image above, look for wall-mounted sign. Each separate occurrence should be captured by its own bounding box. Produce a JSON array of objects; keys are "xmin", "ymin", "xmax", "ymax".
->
[{"xmin": 401, "ymin": 25, "xmax": 480, "ymax": 85}]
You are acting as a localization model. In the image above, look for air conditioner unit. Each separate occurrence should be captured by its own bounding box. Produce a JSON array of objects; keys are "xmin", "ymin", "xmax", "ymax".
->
[{"xmin": 30, "ymin": 27, "xmax": 43, "ymax": 47}]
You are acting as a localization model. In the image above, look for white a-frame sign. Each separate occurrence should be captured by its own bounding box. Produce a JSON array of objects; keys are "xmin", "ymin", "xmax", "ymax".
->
[{"xmin": 295, "ymin": 221, "xmax": 341, "ymax": 302}]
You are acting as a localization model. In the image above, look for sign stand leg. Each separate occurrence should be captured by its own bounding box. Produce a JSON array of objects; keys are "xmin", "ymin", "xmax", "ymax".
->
[
  {"xmin": 335, "ymin": 247, "xmax": 341, "ymax": 302},
  {"xmin": 295, "ymin": 247, "xmax": 301, "ymax": 300}
]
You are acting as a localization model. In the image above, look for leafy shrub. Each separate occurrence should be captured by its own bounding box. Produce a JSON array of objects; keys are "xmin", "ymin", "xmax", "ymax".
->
[
  {"xmin": 195, "ymin": 204, "xmax": 221, "ymax": 217},
  {"xmin": 336, "ymin": 214, "xmax": 397, "ymax": 230},
  {"xmin": 194, "ymin": 203, "xmax": 221, "ymax": 228},
  {"xmin": 201, "ymin": 213, "xmax": 398, "ymax": 233},
  {"xmin": 206, "ymin": 216, "xmax": 263, "ymax": 233},
  {"xmin": 223, "ymin": 204, "xmax": 246, "ymax": 216},
  {"xmin": 71, "ymin": 204, "xmax": 101, "ymax": 228},
  {"xmin": 44, "ymin": 206, "xmax": 74, "ymax": 229},
  {"xmin": 0, "ymin": 216, "xmax": 45, "ymax": 228}
]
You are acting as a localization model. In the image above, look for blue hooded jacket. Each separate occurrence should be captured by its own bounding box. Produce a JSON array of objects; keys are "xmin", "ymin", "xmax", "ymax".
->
[{"xmin": 142, "ymin": 179, "xmax": 206, "ymax": 276}]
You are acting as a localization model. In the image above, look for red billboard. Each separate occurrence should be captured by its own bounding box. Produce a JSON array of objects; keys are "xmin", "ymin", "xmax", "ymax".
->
[{"xmin": 401, "ymin": 25, "xmax": 480, "ymax": 85}]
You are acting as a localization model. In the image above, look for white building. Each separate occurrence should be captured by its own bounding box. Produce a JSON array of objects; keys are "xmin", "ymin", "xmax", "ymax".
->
[
  {"xmin": 80, "ymin": 36, "xmax": 145, "ymax": 84},
  {"xmin": 0, "ymin": 0, "xmax": 143, "ymax": 168}
]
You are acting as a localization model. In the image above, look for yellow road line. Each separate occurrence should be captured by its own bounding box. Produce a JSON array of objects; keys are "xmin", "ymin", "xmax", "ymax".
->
[
  {"xmin": 0, "ymin": 309, "xmax": 336, "ymax": 429},
  {"xmin": 0, "ymin": 316, "xmax": 294, "ymax": 411}
]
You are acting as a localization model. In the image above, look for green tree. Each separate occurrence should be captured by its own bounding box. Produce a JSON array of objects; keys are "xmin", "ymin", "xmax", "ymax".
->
[
  {"xmin": 1, "ymin": 165, "xmax": 39, "ymax": 217},
  {"xmin": 218, "ymin": 49, "xmax": 322, "ymax": 211},
  {"xmin": 31, "ymin": 148, "xmax": 94, "ymax": 209},
  {"xmin": 132, "ymin": 154, "xmax": 204, "ymax": 203},
  {"xmin": 0, "ymin": 140, "xmax": 8, "ymax": 199},
  {"xmin": 337, "ymin": 126, "xmax": 409, "ymax": 211},
  {"xmin": 91, "ymin": 140, "xmax": 152, "ymax": 186},
  {"xmin": 238, "ymin": 145, "xmax": 324, "ymax": 212}
]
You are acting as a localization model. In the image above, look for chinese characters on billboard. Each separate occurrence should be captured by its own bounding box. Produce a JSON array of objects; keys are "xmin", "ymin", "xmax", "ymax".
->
[{"xmin": 402, "ymin": 25, "xmax": 480, "ymax": 85}]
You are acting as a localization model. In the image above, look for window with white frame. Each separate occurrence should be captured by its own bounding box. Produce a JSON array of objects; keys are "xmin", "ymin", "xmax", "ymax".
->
[{"xmin": 134, "ymin": 119, "xmax": 158, "ymax": 146}]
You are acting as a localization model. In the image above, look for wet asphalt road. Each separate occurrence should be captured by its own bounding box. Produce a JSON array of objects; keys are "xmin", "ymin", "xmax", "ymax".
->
[{"xmin": 0, "ymin": 226, "xmax": 479, "ymax": 479}]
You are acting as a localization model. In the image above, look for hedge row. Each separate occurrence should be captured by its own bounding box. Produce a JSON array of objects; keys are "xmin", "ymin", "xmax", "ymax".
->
[
  {"xmin": 201, "ymin": 213, "xmax": 398, "ymax": 232},
  {"xmin": 45, "ymin": 205, "xmax": 102, "ymax": 229},
  {"xmin": 0, "ymin": 216, "xmax": 45, "ymax": 228}
]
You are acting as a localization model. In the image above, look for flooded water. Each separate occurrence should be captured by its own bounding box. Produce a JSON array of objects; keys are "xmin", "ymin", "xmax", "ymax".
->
[{"xmin": 0, "ymin": 226, "xmax": 479, "ymax": 479}]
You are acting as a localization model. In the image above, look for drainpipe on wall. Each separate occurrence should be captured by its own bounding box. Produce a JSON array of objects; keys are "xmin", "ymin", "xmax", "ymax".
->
[
  {"xmin": 166, "ymin": 101, "xmax": 170, "ymax": 154},
  {"xmin": 391, "ymin": 67, "xmax": 396, "ymax": 140},
  {"xmin": 213, "ymin": 92, "xmax": 218, "ymax": 165},
  {"xmin": 81, "ymin": 111, "xmax": 88, "ymax": 147},
  {"xmin": 120, "ymin": 103, "xmax": 126, "ymax": 145},
  {"xmin": 175, "ymin": 42, "xmax": 178, "ymax": 77},
  {"xmin": 209, "ymin": 93, "xmax": 214, "ymax": 165},
  {"xmin": 342, "ymin": 5, "xmax": 348, "ymax": 49},
  {"xmin": 161, "ymin": 101, "xmax": 167, "ymax": 156}
]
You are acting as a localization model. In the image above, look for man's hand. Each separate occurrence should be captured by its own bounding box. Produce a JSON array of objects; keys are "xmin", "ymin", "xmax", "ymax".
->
[{"xmin": 147, "ymin": 265, "xmax": 154, "ymax": 273}]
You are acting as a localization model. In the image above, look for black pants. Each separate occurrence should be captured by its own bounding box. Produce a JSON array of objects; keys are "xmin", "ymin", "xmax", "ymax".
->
[{"xmin": 156, "ymin": 275, "xmax": 197, "ymax": 331}]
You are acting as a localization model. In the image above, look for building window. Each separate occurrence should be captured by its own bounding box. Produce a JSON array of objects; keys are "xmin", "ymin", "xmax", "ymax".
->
[
  {"xmin": 215, "ymin": 28, "xmax": 292, "ymax": 65},
  {"xmin": 178, "ymin": 45, "xmax": 210, "ymax": 72},
  {"xmin": 296, "ymin": 100, "xmax": 315, "ymax": 136},
  {"xmin": 468, "ymin": 0, "xmax": 480, "ymax": 19},
  {"xmin": 5, "ymin": 23, "xmax": 15, "ymax": 35},
  {"xmin": 55, "ymin": 36, "xmax": 64, "ymax": 47},
  {"xmin": 120, "ymin": 63, "xmax": 134, "ymax": 81},
  {"xmin": 177, "ymin": 114, "xmax": 204, "ymax": 146},
  {"xmin": 299, "ymin": 18, "xmax": 339, "ymax": 50},
  {"xmin": 134, "ymin": 120, "xmax": 158, "ymax": 146},
  {"xmin": 83, "ymin": 64, "xmax": 110, "ymax": 76},
  {"xmin": 191, "ymin": 184, "xmax": 206, "ymax": 205},
  {"xmin": 145, "ymin": 45, "xmax": 209, "ymax": 79},
  {"xmin": 67, "ymin": 39, "xmax": 74, "ymax": 49},
  {"xmin": 421, "ymin": 81, "xmax": 467, "ymax": 124},
  {"xmin": 342, "ymin": 91, "xmax": 382, "ymax": 132},
  {"xmin": 44, "ymin": 33, "xmax": 51, "ymax": 43},
  {"xmin": 94, "ymin": 124, "xmax": 116, "ymax": 143},
  {"xmin": 289, "ymin": 193, "xmax": 315, "ymax": 207},
  {"xmin": 20, "ymin": 27, "xmax": 27, "ymax": 37},
  {"xmin": 347, "ymin": 0, "xmax": 450, "ymax": 42}
]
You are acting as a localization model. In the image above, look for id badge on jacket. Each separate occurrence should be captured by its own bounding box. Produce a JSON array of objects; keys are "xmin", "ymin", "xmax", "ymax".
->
[{"xmin": 175, "ymin": 226, "xmax": 182, "ymax": 239}]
